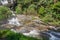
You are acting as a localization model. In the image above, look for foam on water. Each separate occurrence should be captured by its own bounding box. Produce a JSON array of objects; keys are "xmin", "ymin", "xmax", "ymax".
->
[
  {"xmin": 8, "ymin": 11, "xmax": 21, "ymax": 26},
  {"xmin": 1, "ymin": 0, "xmax": 8, "ymax": 5},
  {"xmin": 45, "ymin": 31, "xmax": 60, "ymax": 40},
  {"xmin": 49, "ymin": 33, "xmax": 60, "ymax": 40},
  {"xmin": 8, "ymin": 17, "xmax": 20, "ymax": 26}
]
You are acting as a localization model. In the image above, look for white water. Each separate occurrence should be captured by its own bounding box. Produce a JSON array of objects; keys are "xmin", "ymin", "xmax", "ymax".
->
[
  {"xmin": 1, "ymin": 0, "xmax": 8, "ymax": 5},
  {"xmin": 1, "ymin": 0, "xmax": 60, "ymax": 40},
  {"xmin": 49, "ymin": 33, "xmax": 60, "ymax": 40},
  {"xmin": 8, "ymin": 17, "xmax": 20, "ymax": 26},
  {"xmin": 43, "ymin": 31, "xmax": 60, "ymax": 40},
  {"xmin": 8, "ymin": 11, "xmax": 21, "ymax": 26},
  {"xmin": 50, "ymin": 35, "xmax": 60, "ymax": 40}
]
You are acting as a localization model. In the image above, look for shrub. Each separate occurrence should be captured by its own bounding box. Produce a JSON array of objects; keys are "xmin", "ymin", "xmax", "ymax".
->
[
  {"xmin": 38, "ymin": 2, "xmax": 60, "ymax": 26},
  {"xmin": 38, "ymin": 6, "xmax": 46, "ymax": 17},
  {"xmin": 51, "ymin": 2, "xmax": 60, "ymax": 20},
  {"xmin": 26, "ymin": 4, "xmax": 37, "ymax": 15},
  {"xmin": 16, "ymin": 4, "xmax": 23, "ymax": 14},
  {"xmin": 38, "ymin": 0, "xmax": 54, "ymax": 7},
  {"xmin": 0, "ymin": 6, "xmax": 12, "ymax": 20},
  {"xmin": 17, "ymin": 0, "xmax": 32, "ymax": 4}
]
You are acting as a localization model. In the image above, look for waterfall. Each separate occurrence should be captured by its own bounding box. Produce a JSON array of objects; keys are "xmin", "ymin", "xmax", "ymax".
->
[
  {"xmin": 8, "ymin": 17, "xmax": 20, "ymax": 26},
  {"xmin": 42, "ymin": 31, "xmax": 60, "ymax": 40},
  {"xmin": 8, "ymin": 11, "xmax": 21, "ymax": 26},
  {"xmin": 1, "ymin": 0, "xmax": 8, "ymax": 5},
  {"xmin": 49, "ymin": 32, "xmax": 60, "ymax": 40},
  {"xmin": 11, "ymin": 0, "xmax": 14, "ymax": 4}
]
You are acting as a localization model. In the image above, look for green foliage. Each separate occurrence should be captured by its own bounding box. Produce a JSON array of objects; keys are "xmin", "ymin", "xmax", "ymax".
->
[
  {"xmin": 26, "ymin": 4, "xmax": 37, "ymax": 15},
  {"xmin": 17, "ymin": 0, "xmax": 32, "ymax": 4},
  {"xmin": 37, "ymin": 0, "xmax": 54, "ymax": 7},
  {"xmin": 0, "ymin": 30, "xmax": 41, "ymax": 40},
  {"xmin": 0, "ymin": 0, "xmax": 60, "ymax": 26},
  {"xmin": 50, "ymin": 2, "xmax": 60, "ymax": 20},
  {"xmin": 0, "ymin": 6, "xmax": 12, "ymax": 20},
  {"xmin": 52, "ymin": 2, "xmax": 60, "ymax": 9},
  {"xmin": 16, "ymin": 4, "xmax": 22, "ymax": 14},
  {"xmin": 1, "ymin": 0, "xmax": 60, "ymax": 40},
  {"xmin": 37, "ymin": 1, "xmax": 60, "ymax": 26},
  {"xmin": 38, "ymin": 6, "xmax": 46, "ymax": 17},
  {"xmin": 15, "ymin": 0, "xmax": 60, "ymax": 26}
]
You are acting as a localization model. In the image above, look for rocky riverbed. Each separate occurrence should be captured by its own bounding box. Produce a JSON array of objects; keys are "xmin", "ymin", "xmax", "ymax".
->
[
  {"xmin": 0, "ymin": 0, "xmax": 60, "ymax": 40},
  {"xmin": 0, "ymin": 15, "xmax": 60, "ymax": 39}
]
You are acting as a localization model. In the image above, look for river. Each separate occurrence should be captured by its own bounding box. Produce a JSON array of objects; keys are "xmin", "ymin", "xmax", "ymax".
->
[
  {"xmin": 0, "ymin": 0, "xmax": 60, "ymax": 40},
  {"xmin": 41, "ymin": 30, "xmax": 60, "ymax": 40}
]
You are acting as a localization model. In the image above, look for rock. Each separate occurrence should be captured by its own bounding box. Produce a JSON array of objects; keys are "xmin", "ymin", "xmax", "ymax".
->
[
  {"xmin": 18, "ymin": 27, "xmax": 36, "ymax": 33},
  {"xmin": 10, "ymin": 27, "xmax": 33, "ymax": 33},
  {"xmin": 1, "ymin": 15, "xmax": 58, "ymax": 39},
  {"xmin": 19, "ymin": 27, "xmax": 31, "ymax": 33},
  {"xmin": 17, "ymin": 15, "xmax": 32, "ymax": 24},
  {"xmin": 56, "ymin": 27, "xmax": 60, "ymax": 32},
  {"xmin": 11, "ymin": 29, "xmax": 17, "ymax": 33},
  {"xmin": 1, "ymin": 24, "xmax": 16, "ymax": 28},
  {"xmin": 32, "ymin": 19, "xmax": 44, "ymax": 24},
  {"xmin": 23, "ymin": 30, "xmax": 41, "ymax": 38},
  {"xmin": 1, "ymin": 15, "xmax": 50, "ymax": 32},
  {"xmin": 40, "ymin": 32, "xmax": 50, "ymax": 40},
  {"xmin": 0, "ymin": 19, "xmax": 8, "ymax": 25}
]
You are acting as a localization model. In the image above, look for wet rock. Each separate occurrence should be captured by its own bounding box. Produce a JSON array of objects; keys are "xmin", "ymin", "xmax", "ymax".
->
[
  {"xmin": 1, "ymin": 15, "xmax": 59, "ymax": 39},
  {"xmin": 56, "ymin": 27, "xmax": 60, "ymax": 32},
  {"xmin": 23, "ymin": 30, "xmax": 41, "ymax": 38},
  {"xmin": 1, "ymin": 24, "xmax": 16, "ymax": 28},
  {"xmin": 1, "ymin": 15, "xmax": 51, "ymax": 31},
  {"xmin": 19, "ymin": 27, "xmax": 32, "ymax": 33},
  {"xmin": 11, "ymin": 27, "xmax": 35, "ymax": 33},
  {"xmin": 0, "ymin": 15, "xmax": 50, "ymax": 30},
  {"xmin": 0, "ymin": 19, "xmax": 8, "ymax": 25},
  {"xmin": 32, "ymin": 19, "xmax": 45, "ymax": 25}
]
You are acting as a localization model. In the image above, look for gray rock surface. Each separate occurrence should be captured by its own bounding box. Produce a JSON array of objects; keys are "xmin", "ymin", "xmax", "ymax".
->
[{"xmin": 0, "ymin": 15, "xmax": 58, "ymax": 38}]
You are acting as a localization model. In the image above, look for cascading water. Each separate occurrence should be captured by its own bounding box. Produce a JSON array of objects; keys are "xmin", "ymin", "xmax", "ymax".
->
[
  {"xmin": 8, "ymin": 11, "xmax": 21, "ymax": 26},
  {"xmin": 1, "ymin": 0, "xmax": 8, "ymax": 5},
  {"xmin": 49, "ymin": 34, "xmax": 60, "ymax": 40},
  {"xmin": 0, "ymin": 0, "xmax": 14, "ymax": 5},
  {"xmin": 0, "ymin": 0, "xmax": 60, "ymax": 40},
  {"xmin": 42, "ymin": 31, "xmax": 60, "ymax": 40},
  {"xmin": 0, "ymin": 0, "xmax": 20, "ymax": 26},
  {"xmin": 8, "ymin": 17, "xmax": 20, "ymax": 26}
]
